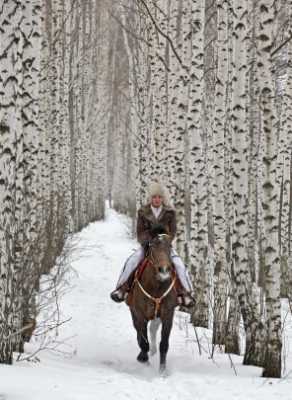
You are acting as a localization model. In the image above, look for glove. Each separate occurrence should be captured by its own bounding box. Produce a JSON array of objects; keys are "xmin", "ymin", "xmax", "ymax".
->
[{"xmin": 150, "ymin": 224, "xmax": 167, "ymax": 238}]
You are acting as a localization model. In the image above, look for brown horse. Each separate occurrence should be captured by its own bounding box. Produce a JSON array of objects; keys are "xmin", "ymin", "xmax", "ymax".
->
[{"xmin": 127, "ymin": 233, "xmax": 177, "ymax": 373}]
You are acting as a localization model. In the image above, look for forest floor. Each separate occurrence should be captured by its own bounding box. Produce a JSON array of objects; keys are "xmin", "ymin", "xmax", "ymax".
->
[{"xmin": 0, "ymin": 207, "xmax": 292, "ymax": 400}]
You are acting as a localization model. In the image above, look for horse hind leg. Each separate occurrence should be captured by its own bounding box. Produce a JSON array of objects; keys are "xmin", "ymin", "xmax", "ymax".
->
[{"xmin": 149, "ymin": 318, "xmax": 161, "ymax": 356}]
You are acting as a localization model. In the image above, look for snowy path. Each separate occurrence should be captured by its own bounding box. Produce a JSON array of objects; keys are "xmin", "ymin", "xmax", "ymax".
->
[{"xmin": 1, "ymin": 208, "xmax": 292, "ymax": 400}]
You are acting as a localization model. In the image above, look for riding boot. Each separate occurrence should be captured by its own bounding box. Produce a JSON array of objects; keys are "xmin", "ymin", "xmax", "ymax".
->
[
  {"xmin": 110, "ymin": 282, "xmax": 129, "ymax": 303},
  {"xmin": 177, "ymin": 292, "xmax": 195, "ymax": 308},
  {"xmin": 176, "ymin": 281, "xmax": 195, "ymax": 308}
]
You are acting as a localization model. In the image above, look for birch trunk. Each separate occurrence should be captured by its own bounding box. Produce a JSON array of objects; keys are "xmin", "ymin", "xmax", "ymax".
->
[
  {"xmin": 212, "ymin": 0, "xmax": 229, "ymax": 343},
  {"xmin": 0, "ymin": 0, "xmax": 23, "ymax": 363},
  {"xmin": 19, "ymin": 0, "xmax": 42, "ymax": 352},
  {"xmin": 256, "ymin": 0, "xmax": 282, "ymax": 378},
  {"xmin": 277, "ymin": 1, "xmax": 292, "ymax": 296},
  {"xmin": 231, "ymin": 0, "xmax": 265, "ymax": 367},
  {"xmin": 188, "ymin": 0, "xmax": 209, "ymax": 328}
]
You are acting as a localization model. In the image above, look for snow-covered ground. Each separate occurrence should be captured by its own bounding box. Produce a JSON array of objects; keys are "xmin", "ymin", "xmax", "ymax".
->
[{"xmin": 1, "ymin": 207, "xmax": 292, "ymax": 400}]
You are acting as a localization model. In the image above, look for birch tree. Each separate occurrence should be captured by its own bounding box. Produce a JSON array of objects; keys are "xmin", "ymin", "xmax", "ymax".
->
[
  {"xmin": 212, "ymin": 0, "xmax": 229, "ymax": 344},
  {"xmin": 231, "ymin": 0, "xmax": 266, "ymax": 367},
  {"xmin": 277, "ymin": 0, "xmax": 292, "ymax": 297},
  {"xmin": 188, "ymin": 0, "xmax": 209, "ymax": 328},
  {"xmin": 0, "ymin": 0, "xmax": 23, "ymax": 363},
  {"xmin": 18, "ymin": 0, "xmax": 42, "ymax": 353},
  {"xmin": 256, "ymin": 0, "xmax": 282, "ymax": 378}
]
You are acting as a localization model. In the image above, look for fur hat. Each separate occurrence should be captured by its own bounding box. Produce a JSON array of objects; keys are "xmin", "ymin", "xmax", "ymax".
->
[{"xmin": 147, "ymin": 181, "xmax": 170, "ymax": 206}]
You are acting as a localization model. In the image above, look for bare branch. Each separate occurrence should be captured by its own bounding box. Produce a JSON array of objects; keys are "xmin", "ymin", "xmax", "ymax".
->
[
  {"xmin": 109, "ymin": 11, "xmax": 148, "ymax": 45},
  {"xmin": 227, "ymin": 353, "xmax": 238, "ymax": 376},
  {"xmin": 271, "ymin": 32, "xmax": 292, "ymax": 58},
  {"xmin": 136, "ymin": 0, "xmax": 185, "ymax": 69}
]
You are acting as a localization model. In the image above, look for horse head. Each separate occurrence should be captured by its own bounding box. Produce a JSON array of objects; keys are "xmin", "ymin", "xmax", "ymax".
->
[{"xmin": 148, "ymin": 233, "xmax": 173, "ymax": 282}]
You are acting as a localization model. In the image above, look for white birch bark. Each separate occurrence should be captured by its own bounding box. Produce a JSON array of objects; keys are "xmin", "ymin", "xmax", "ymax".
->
[
  {"xmin": 18, "ymin": 0, "xmax": 42, "ymax": 352},
  {"xmin": 188, "ymin": 0, "xmax": 209, "ymax": 328},
  {"xmin": 256, "ymin": 0, "xmax": 282, "ymax": 378},
  {"xmin": 167, "ymin": 0, "xmax": 188, "ymax": 260},
  {"xmin": 38, "ymin": 0, "xmax": 51, "ymax": 259},
  {"xmin": 212, "ymin": 0, "xmax": 229, "ymax": 343},
  {"xmin": 121, "ymin": 0, "xmax": 141, "ymax": 213},
  {"xmin": 277, "ymin": 1, "xmax": 292, "ymax": 295},
  {"xmin": 0, "ymin": 0, "xmax": 23, "ymax": 363},
  {"xmin": 231, "ymin": 0, "xmax": 265, "ymax": 367},
  {"xmin": 150, "ymin": 1, "xmax": 168, "ymax": 181}
]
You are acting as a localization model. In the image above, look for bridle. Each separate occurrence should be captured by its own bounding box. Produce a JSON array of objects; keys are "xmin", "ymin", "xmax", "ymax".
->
[
  {"xmin": 134, "ymin": 234, "xmax": 176, "ymax": 318},
  {"xmin": 147, "ymin": 233, "xmax": 169, "ymax": 262}
]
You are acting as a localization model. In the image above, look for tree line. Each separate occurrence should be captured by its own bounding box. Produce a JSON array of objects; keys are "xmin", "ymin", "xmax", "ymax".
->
[
  {"xmin": 114, "ymin": 0, "xmax": 292, "ymax": 378},
  {"xmin": 0, "ymin": 0, "xmax": 108, "ymax": 364}
]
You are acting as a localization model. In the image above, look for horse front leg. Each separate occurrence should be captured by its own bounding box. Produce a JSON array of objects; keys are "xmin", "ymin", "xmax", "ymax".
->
[
  {"xmin": 137, "ymin": 319, "xmax": 150, "ymax": 363},
  {"xmin": 131, "ymin": 312, "xmax": 149, "ymax": 363},
  {"xmin": 160, "ymin": 318, "xmax": 173, "ymax": 372},
  {"xmin": 149, "ymin": 318, "xmax": 161, "ymax": 355}
]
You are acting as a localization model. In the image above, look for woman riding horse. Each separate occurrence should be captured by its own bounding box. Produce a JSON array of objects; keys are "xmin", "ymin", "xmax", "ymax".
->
[
  {"xmin": 128, "ymin": 232, "xmax": 177, "ymax": 372},
  {"xmin": 110, "ymin": 182, "xmax": 194, "ymax": 307}
]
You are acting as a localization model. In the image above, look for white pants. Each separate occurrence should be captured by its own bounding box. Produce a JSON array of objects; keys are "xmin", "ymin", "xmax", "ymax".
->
[{"xmin": 116, "ymin": 246, "xmax": 193, "ymax": 292}]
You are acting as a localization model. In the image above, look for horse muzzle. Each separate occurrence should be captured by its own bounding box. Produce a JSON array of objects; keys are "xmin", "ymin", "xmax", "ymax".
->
[{"xmin": 158, "ymin": 266, "xmax": 171, "ymax": 282}]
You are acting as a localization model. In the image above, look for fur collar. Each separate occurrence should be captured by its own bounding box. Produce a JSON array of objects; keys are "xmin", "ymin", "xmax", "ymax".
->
[{"xmin": 141, "ymin": 204, "xmax": 173, "ymax": 223}]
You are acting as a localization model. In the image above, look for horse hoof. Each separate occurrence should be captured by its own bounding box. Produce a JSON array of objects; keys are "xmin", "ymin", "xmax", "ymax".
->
[
  {"xmin": 159, "ymin": 364, "xmax": 168, "ymax": 377},
  {"xmin": 137, "ymin": 352, "xmax": 149, "ymax": 363}
]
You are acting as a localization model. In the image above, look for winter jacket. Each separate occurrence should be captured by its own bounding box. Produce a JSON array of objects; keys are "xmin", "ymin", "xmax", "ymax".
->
[{"xmin": 136, "ymin": 204, "xmax": 177, "ymax": 244}]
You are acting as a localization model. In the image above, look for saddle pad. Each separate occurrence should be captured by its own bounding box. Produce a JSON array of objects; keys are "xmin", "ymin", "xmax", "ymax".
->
[
  {"xmin": 136, "ymin": 257, "xmax": 150, "ymax": 280},
  {"xmin": 125, "ymin": 258, "xmax": 149, "ymax": 307}
]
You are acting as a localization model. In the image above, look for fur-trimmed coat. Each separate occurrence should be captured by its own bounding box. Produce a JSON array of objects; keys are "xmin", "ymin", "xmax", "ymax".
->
[{"xmin": 136, "ymin": 204, "xmax": 176, "ymax": 244}]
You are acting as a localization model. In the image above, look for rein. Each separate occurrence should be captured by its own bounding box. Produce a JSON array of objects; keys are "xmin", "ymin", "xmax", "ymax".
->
[{"xmin": 134, "ymin": 257, "xmax": 176, "ymax": 319}]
